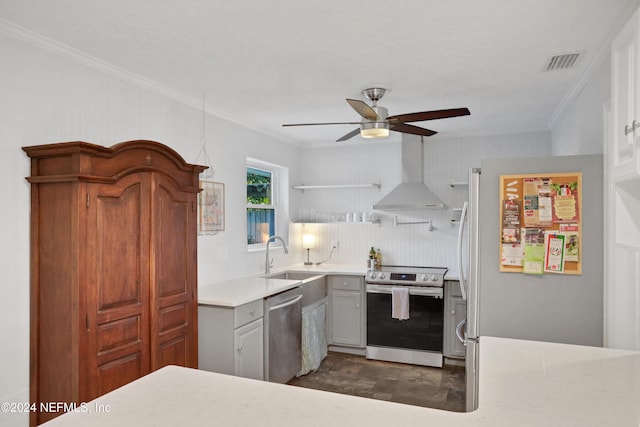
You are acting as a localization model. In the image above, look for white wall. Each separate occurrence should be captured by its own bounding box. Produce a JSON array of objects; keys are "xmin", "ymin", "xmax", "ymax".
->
[
  {"xmin": 0, "ymin": 33, "xmax": 301, "ymax": 427},
  {"xmin": 294, "ymin": 132, "xmax": 552, "ymax": 272},
  {"xmin": 551, "ymin": 54, "xmax": 610, "ymax": 156}
]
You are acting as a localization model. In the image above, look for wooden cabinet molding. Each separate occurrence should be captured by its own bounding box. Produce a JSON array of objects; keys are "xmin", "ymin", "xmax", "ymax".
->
[{"xmin": 23, "ymin": 140, "xmax": 204, "ymax": 190}]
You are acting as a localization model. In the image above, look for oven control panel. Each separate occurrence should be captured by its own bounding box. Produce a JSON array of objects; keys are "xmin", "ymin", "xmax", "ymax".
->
[{"xmin": 367, "ymin": 268, "xmax": 446, "ymax": 287}]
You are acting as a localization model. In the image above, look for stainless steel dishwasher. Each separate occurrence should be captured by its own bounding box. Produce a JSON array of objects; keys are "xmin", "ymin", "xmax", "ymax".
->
[{"xmin": 264, "ymin": 286, "xmax": 302, "ymax": 383}]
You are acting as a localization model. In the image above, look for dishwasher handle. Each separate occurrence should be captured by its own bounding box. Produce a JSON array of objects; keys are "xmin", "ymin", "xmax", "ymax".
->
[{"xmin": 268, "ymin": 294, "xmax": 302, "ymax": 312}]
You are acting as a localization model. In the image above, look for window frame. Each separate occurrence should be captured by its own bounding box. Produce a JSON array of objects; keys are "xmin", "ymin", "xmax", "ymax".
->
[{"xmin": 246, "ymin": 158, "xmax": 288, "ymax": 251}]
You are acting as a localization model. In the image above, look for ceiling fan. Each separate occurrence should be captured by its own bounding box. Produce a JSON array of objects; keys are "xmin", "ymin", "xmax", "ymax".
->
[{"xmin": 282, "ymin": 88, "xmax": 470, "ymax": 142}]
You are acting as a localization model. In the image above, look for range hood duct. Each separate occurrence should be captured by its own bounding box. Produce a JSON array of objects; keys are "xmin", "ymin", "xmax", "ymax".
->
[{"xmin": 373, "ymin": 137, "xmax": 445, "ymax": 210}]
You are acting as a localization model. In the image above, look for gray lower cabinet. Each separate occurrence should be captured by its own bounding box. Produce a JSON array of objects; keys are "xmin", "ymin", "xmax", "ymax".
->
[
  {"xmin": 234, "ymin": 318, "xmax": 264, "ymax": 379},
  {"xmin": 328, "ymin": 275, "xmax": 365, "ymax": 348},
  {"xmin": 444, "ymin": 280, "xmax": 466, "ymax": 359},
  {"xmin": 199, "ymin": 299, "xmax": 264, "ymax": 380}
]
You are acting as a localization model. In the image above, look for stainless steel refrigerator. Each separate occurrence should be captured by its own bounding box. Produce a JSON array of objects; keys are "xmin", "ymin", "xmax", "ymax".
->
[{"xmin": 457, "ymin": 154, "xmax": 604, "ymax": 412}]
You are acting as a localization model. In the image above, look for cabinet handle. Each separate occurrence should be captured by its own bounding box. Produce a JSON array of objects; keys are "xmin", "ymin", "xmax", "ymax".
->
[
  {"xmin": 451, "ymin": 310, "xmax": 456, "ymax": 315},
  {"xmin": 456, "ymin": 319, "xmax": 466, "ymax": 344},
  {"xmin": 250, "ymin": 309, "xmax": 255, "ymax": 316},
  {"xmin": 237, "ymin": 346, "xmax": 243, "ymax": 353},
  {"xmin": 624, "ymin": 120, "xmax": 639, "ymax": 135}
]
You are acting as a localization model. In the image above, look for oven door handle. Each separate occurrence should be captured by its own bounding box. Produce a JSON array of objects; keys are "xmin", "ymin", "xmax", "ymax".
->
[{"xmin": 366, "ymin": 284, "xmax": 443, "ymax": 298}]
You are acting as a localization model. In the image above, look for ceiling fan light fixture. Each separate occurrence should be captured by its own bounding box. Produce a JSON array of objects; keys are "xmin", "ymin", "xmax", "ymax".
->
[{"xmin": 360, "ymin": 122, "xmax": 390, "ymax": 138}]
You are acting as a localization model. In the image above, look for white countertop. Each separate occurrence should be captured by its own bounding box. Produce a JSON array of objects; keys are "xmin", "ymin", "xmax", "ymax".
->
[
  {"xmin": 198, "ymin": 263, "xmax": 367, "ymax": 307},
  {"xmin": 41, "ymin": 337, "xmax": 640, "ymax": 426},
  {"xmin": 445, "ymin": 271, "xmax": 460, "ymax": 281}
]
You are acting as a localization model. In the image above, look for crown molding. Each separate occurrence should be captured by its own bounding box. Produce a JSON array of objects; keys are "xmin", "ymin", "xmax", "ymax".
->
[
  {"xmin": 0, "ymin": 18, "xmax": 301, "ymax": 145},
  {"xmin": 549, "ymin": 0, "xmax": 640, "ymax": 128}
]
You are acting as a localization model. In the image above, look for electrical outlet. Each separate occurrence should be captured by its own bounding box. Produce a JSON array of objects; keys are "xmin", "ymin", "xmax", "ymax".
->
[{"xmin": 331, "ymin": 240, "xmax": 339, "ymax": 251}]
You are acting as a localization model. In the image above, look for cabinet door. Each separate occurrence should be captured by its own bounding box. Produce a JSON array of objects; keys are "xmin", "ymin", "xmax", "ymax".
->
[
  {"xmin": 150, "ymin": 173, "xmax": 198, "ymax": 370},
  {"xmin": 611, "ymin": 10, "xmax": 640, "ymax": 180},
  {"xmin": 85, "ymin": 173, "xmax": 151, "ymax": 400},
  {"xmin": 330, "ymin": 290, "xmax": 363, "ymax": 347},
  {"xmin": 234, "ymin": 318, "xmax": 264, "ymax": 380}
]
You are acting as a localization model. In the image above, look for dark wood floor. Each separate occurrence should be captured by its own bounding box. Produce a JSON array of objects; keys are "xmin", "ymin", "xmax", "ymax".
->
[{"xmin": 287, "ymin": 352, "xmax": 466, "ymax": 412}]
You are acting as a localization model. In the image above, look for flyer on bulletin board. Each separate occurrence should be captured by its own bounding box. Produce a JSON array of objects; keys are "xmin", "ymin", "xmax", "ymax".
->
[
  {"xmin": 501, "ymin": 229, "xmax": 525, "ymax": 267},
  {"xmin": 551, "ymin": 182, "xmax": 579, "ymax": 223},
  {"xmin": 560, "ymin": 224, "xmax": 579, "ymax": 262},
  {"xmin": 544, "ymin": 232, "xmax": 566, "ymax": 273},
  {"xmin": 523, "ymin": 178, "xmax": 553, "ymax": 227},
  {"xmin": 502, "ymin": 199, "xmax": 521, "ymax": 243},
  {"xmin": 523, "ymin": 228, "xmax": 545, "ymax": 274}
]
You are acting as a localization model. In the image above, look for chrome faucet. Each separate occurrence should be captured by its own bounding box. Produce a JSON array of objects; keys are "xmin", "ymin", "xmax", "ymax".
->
[{"xmin": 265, "ymin": 235, "xmax": 288, "ymax": 274}]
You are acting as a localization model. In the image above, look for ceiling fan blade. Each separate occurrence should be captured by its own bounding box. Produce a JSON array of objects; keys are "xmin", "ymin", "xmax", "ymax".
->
[
  {"xmin": 346, "ymin": 99, "xmax": 379, "ymax": 121},
  {"xmin": 388, "ymin": 107, "xmax": 470, "ymax": 123},
  {"xmin": 283, "ymin": 121, "xmax": 362, "ymax": 127},
  {"xmin": 336, "ymin": 128, "xmax": 361, "ymax": 142},
  {"xmin": 390, "ymin": 123, "xmax": 437, "ymax": 137}
]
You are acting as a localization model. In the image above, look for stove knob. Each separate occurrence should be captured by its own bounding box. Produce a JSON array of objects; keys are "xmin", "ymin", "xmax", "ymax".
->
[
  {"xmin": 369, "ymin": 271, "xmax": 377, "ymax": 279},
  {"xmin": 430, "ymin": 275, "xmax": 438, "ymax": 282},
  {"xmin": 421, "ymin": 274, "xmax": 427, "ymax": 281},
  {"xmin": 379, "ymin": 273, "xmax": 386, "ymax": 280}
]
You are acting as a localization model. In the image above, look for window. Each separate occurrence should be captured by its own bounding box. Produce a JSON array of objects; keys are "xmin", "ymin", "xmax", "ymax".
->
[
  {"xmin": 247, "ymin": 165, "xmax": 275, "ymax": 245},
  {"xmin": 246, "ymin": 159, "xmax": 289, "ymax": 249}
]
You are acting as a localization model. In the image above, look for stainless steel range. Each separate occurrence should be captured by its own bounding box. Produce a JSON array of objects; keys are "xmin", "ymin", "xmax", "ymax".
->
[{"xmin": 365, "ymin": 265, "xmax": 447, "ymax": 368}]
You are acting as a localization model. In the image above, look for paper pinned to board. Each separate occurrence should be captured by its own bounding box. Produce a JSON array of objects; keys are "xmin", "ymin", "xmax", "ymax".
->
[
  {"xmin": 544, "ymin": 232, "xmax": 566, "ymax": 273},
  {"xmin": 522, "ymin": 228, "xmax": 545, "ymax": 274},
  {"xmin": 501, "ymin": 229, "xmax": 525, "ymax": 267}
]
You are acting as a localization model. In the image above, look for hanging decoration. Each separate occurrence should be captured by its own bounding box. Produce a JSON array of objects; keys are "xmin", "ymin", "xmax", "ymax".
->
[{"xmin": 195, "ymin": 93, "xmax": 224, "ymax": 235}]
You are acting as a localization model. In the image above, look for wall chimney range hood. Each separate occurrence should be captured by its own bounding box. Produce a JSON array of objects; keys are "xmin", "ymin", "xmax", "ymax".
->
[{"xmin": 373, "ymin": 137, "xmax": 445, "ymax": 210}]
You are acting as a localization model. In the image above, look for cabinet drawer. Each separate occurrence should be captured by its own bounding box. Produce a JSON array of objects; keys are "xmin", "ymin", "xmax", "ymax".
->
[
  {"xmin": 330, "ymin": 275, "xmax": 363, "ymax": 291},
  {"xmin": 234, "ymin": 300, "xmax": 263, "ymax": 328}
]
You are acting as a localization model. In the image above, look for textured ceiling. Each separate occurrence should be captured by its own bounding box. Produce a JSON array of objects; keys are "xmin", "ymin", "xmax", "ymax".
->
[{"xmin": 0, "ymin": 0, "xmax": 637, "ymax": 146}]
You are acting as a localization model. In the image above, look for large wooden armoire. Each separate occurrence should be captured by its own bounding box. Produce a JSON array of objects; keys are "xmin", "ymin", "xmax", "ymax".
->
[{"xmin": 23, "ymin": 141, "xmax": 206, "ymax": 425}]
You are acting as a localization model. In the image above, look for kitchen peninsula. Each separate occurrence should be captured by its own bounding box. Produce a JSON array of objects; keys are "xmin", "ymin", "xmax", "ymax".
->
[
  {"xmin": 197, "ymin": 263, "xmax": 368, "ymax": 381},
  {"xmin": 40, "ymin": 336, "xmax": 640, "ymax": 426}
]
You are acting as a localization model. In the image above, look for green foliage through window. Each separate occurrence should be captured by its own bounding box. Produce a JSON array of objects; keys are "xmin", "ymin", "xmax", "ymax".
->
[{"xmin": 247, "ymin": 167, "xmax": 272, "ymax": 205}]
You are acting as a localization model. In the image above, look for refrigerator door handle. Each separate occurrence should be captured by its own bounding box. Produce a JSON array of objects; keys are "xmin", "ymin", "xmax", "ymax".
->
[{"xmin": 457, "ymin": 201, "xmax": 468, "ymax": 301}]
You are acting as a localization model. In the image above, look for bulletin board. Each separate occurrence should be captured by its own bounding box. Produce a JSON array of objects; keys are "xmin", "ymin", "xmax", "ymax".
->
[{"xmin": 499, "ymin": 172, "xmax": 582, "ymax": 275}]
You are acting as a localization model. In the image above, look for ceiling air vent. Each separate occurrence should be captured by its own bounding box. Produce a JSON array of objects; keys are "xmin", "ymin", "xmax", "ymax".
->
[{"xmin": 545, "ymin": 52, "xmax": 580, "ymax": 71}]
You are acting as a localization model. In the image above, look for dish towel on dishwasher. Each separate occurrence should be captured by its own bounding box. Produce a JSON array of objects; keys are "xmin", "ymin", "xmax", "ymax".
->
[{"xmin": 391, "ymin": 287, "xmax": 410, "ymax": 320}]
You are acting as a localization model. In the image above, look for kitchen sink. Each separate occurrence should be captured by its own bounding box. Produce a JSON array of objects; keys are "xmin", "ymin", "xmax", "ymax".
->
[
  {"xmin": 265, "ymin": 271, "xmax": 318, "ymax": 280},
  {"xmin": 264, "ymin": 271, "xmax": 327, "ymax": 306}
]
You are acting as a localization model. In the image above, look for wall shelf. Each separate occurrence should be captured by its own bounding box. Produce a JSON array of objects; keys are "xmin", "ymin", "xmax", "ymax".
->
[
  {"xmin": 294, "ymin": 219, "xmax": 381, "ymax": 225},
  {"xmin": 293, "ymin": 182, "xmax": 381, "ymax": 191},
  {"xmin": 449, "ymin": 208, "xmax": 463, "ymax": 224},
  {"xmin": 449, "ymin": 179, "xmax": 469, "ymax": 188}
]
